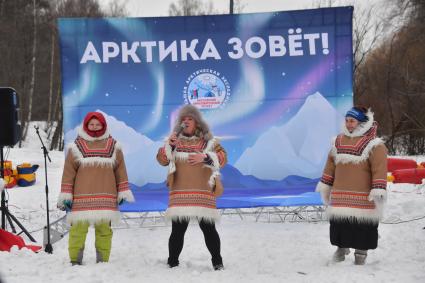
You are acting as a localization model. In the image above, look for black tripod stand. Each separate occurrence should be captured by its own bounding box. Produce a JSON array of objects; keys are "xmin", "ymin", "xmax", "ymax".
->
[
  {"xmin": 1, "ymin": 146, "xmax": 36, "ymax": 242},
  {"xmin": 34, "ymin": 125, "xmax": 53, "ymax": 254}
]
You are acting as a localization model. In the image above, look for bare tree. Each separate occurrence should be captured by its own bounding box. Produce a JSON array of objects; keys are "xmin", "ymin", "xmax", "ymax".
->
[
  {"xmin": 46, "ymin": 28, "xmax": 55, "ymax": 134},
  {"xmin": 0, "ymin": 0, "xmax": 127, "ymax": 149},
  {"xmin": 0, "ymin": 0, "xmax": 4, "ymax": 15},
  {"xmin": 233, "ymin": 0, "xmax": 246, "ymax": 14},
  {"xmin": 105, "ymin": 0, "xmax": 127, "ymax": 17},
  {"xmin": 47, "ymin": 0, "xmax": 127, "ymax": 150},
  {"xmin": 310, "ymin": 0, "xmax": 422, "ymax": 155},
  {"xmin": 311, "ymin": 0, "xmax": 389, "ymax": 100},
  {"xmin": 53, "ymin": 0, "xmax": 104, "ymax": 17},
  {"xmin": 22, "ymin": 0, "xmax": 38, "ymax": 142},
  {"xmin": 169, "ymin": 0, "xmax": 217, "ymax": 16},
  {"xmin": 355, "ymin": 0, "xmax": 425, "ymax": 154}
]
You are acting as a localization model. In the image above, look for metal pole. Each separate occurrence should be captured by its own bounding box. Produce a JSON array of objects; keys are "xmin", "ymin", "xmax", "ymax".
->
[
  {"xmin": 34, "ymin": 125, "xmax": 53, "ymax": 253},
  {"xmin": 1, "ymin": 146, "xmax": 5, "ymax": 229},
  {"xmin": 230, "ymin": 0, "xmax": 234, "ymax": 14},
  {"xmin": 43, "ymin": 143, "xmax": 53, "ymax": 253}
]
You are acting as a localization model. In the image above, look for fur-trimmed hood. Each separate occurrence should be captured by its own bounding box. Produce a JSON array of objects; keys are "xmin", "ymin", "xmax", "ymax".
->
[
  {"xmin": 173, "ymin": 104, "xmax": 213, "ymax": 141},
  {"xmin": 77, "ymin": 125, "xmax": 110, "ymax": 142},
  {"xmin": 332, "ymin": 110, "xmax": 384, "ymax": 165},
  {"xmin": 342, "ymin": 109, "xmax": 375, "ymax": 137}
]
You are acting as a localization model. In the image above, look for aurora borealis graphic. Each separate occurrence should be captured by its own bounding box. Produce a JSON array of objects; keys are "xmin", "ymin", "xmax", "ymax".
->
[{"xmin": 59, "ymin": 7, "xmax": 353, "ymax": 184}]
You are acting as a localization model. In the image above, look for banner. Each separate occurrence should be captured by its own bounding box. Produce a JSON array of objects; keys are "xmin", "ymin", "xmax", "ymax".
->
[{"xmin": 58, "ymin": 7, "xmax": 353, "ymax": 211}]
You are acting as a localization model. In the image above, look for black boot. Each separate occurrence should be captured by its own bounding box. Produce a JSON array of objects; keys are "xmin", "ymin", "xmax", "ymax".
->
[
  {"xmin": 167, "ymin": 257, "xmax": 179, "ymax": 268},
  {"xmin": 212, "ymin": 257, "xmax": 224, "ymax": 271}
]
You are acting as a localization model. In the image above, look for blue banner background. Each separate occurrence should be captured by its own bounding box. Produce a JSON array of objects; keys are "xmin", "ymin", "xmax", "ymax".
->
[{"xmin": 58, "ymin": 7, "xmax": 353, "ymax": 211}]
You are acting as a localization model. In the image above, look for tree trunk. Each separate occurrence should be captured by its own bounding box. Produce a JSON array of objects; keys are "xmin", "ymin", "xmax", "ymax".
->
[
  {"xmin": 0, "ymin": 0, "xmax": 4, "ymax": 16},
  {"xmin": 47, "ymin": 28, "xmax": 55, "ymax": 136},
  {"xmin": 385, "ymin": 32, "xmax": 403, "ymax": 154},
  {"xmin": 50, "ymin": 92, "xmax": 63, "ymax": 151},
  {"xmin": 23, "ymin": 0, "xmax": 37, "ymax": 140}
]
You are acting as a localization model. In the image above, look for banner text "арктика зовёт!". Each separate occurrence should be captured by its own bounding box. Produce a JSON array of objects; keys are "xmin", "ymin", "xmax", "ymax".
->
[{"xmin": 80, "ymin": 29, "xmax": 330, "ymax": 64}]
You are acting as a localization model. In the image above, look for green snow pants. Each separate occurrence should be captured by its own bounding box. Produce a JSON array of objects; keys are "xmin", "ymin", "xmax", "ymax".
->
[{"xmin": 68, "ymin": 221, "xmax": 113, "ymax": 263}]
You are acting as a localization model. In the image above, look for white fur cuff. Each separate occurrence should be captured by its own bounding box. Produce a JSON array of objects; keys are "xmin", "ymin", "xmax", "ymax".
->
[
  {"xmin": 316, "ymin": 181, "xmax": 331, "ymax": 205},
  {"xmin": 57, "ymin": 192, "xmax": 73, "ymax": 209},
  {"xmin": 117, "ymin": 190, "xmax": 135, "ymax": 203},
  {"xmin": 57, "ymin": 192, "xmax": 73, "ymax": 202},
  {"xmin": 368, "ymin": 189, "xmax": 387, "ymax": 202}
]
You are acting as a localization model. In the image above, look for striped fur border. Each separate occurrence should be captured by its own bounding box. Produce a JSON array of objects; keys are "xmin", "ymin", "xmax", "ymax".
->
[
  {"xmin": 164, "ymin": 206, "xmax": 221, "ymax": 223},
  {"xmin": 330, "ymin": 137, "xmax": 385, "ymax": 165},
  {"xmin": 66, "ymin": 141, "xmax": 122, "ymax": 168}
]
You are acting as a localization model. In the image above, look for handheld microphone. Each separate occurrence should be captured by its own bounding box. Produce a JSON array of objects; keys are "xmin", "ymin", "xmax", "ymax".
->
[{"xmin": 176, "ymin": 122, "xmax": 187, "ymax": 135}]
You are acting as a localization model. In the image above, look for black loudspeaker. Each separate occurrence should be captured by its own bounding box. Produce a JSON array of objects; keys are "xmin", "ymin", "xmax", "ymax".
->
[{"xmin": 0, "ymin": 87, "xmax": 21, "ymax": 146}]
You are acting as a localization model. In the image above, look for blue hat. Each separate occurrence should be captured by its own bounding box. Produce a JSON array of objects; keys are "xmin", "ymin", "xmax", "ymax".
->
[{"xmin": 345, "ymin": 107, "xmax": 368, "ymax": 122}]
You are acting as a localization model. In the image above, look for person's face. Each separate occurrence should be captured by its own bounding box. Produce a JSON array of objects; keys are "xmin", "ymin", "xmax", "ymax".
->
[
  {"xmin": 345, "ymin": 117, "xmax": 360, "ymax": 133},
  {"xmin": 182, "ymin": 116, "xmax": 196, "ymax": 135},
  {"xmin": 87, "ymin": 118, "xmax": 103, "ymax": 131}
]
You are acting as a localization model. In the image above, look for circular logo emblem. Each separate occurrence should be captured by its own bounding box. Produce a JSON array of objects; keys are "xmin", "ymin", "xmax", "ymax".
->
[{"xmin": 183, "ymin": 69, "xmax": 230, "ymax": 109}]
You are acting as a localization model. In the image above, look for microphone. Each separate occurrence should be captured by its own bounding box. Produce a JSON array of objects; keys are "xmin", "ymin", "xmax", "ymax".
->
[{"xmin": 176, "ymin": 122, "xmax": 186, "ymax": 135}]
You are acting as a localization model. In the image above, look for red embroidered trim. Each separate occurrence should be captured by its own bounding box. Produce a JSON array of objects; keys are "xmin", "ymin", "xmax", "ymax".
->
[
  {"xmin": 175, "ymin": 139, "xmax": 207, "ymax": 153},
  {"xmin": 335, "ymin": 122, "xmax": 378, "ymax": 157},
  {"xmin": 117, "ymin": 181, "xmax": 130, "ymax": 192},
  {"xmin": 330, "ymin": 191, "xmax": 375, "ymax": 209},
  {"xmin": 61, "ymin": 183, "xmax": 73, "ymax": 193},
  {"xmin": 169, "ymin": 191, "xmax": 216, "ymax": 209},
  {"xmin": 320, "ymin": 174, "xmax": 334, "ymax": 186},
  {"xmin": 75, "ymin": 136, "xmax": 116, "ymax": 158},
  {"xmin": 72, "ymin": 194, "xmax": 118, "ymax": 212},
  {"xmin": 372, "ymin": 179, "xmax": 387, "ymax": 190}
]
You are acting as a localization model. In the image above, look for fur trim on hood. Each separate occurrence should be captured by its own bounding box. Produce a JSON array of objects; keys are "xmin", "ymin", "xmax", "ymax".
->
[
  {"xmin": 77, "ymin": 126, "xmax": 110, "ymax": 142},
  {"xmin": 66, "ymin": 139, "xmax": 120, "ymax": 168},
  {"xmin": 173, "ymin": 104, "xmax": 213, "ymax": 141},
  {"xmin": 342, "ymin": 109, "xmax": 374, "ymax": 137}
]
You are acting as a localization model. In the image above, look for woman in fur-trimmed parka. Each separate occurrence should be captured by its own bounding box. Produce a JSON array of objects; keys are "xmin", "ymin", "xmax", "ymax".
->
[
  {"xmin": 316, "ymin": 106, "xmax": 388, "ymax": 265},
  {"xmin": 157, "ymin": 104, "xmax": 227, "ymax": 271},
  {"xmin": 57, "ymin": 111, "xmax": 134, "ymax": 265}
]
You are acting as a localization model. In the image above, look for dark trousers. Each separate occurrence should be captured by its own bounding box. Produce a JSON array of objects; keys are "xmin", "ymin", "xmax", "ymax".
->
[
  {"xmin": 168, "ymin": 219, "xmax": 223, "ymax": 266},
  {"xmin": 330, "ymin": 219, "xmax": 378, "ymax": 250}
]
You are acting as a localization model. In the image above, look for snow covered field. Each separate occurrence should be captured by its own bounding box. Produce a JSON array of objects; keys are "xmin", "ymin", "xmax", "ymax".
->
[{"xmin": 1, "ymin": 128, "xmax": 425, "ymax": 283}]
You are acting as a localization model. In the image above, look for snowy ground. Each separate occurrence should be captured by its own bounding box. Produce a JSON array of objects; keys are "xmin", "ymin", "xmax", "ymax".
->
[{"xmin": 1, "ymin": 127, "xmax": 425, "ymax": 283}]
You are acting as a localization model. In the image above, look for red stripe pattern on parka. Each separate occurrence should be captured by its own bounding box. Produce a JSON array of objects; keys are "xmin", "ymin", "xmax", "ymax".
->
[
  {"xmin": 330, "ymin": 191, "xmax": 375, "ymax": 210},
  {"xmin": 74, "ymin": 136, "xmax": 116, "ymax": 158},
  {"xmin": 334, "ymin": 122, "xmax": 377, "ymax": 156},
  {"xmin": 61, "ymin": 183, "xmax": 73, "ymax": 194},
  {"xmin": 169, "ymin": 191, "xmax": 216, "ymax": 209},
  {"xmin": 72, "ymin": 194, "xmax": 118, "ymax": 212},
  {"xmin": 372, "ymin": 179, "xmax": 387, "ymax": 190},
  {"xmin": 117, "ymin": 181, "xmax": 130, "ymax": 192},
  {"xmin": 320, "ymin": 173, "xmax": 334, "ymax": 186},
  {"xmin": 158, "ymin": 138, "xmax": 226, "ymax": 167}
]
